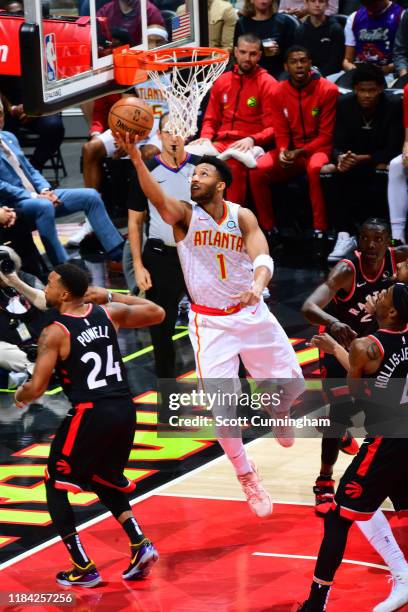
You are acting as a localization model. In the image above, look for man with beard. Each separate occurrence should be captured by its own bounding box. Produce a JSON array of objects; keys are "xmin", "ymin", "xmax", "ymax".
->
[
  {"xmin": 120, "ymin": 134, "xmax": 305, "ymax": 519},
  {"xmin": 188, "ymin": 33, "xmax": 277, "ymax": 205},
  {"xmin": 14, "ymin": 264, "xmax": 164, "ymax": 587}
]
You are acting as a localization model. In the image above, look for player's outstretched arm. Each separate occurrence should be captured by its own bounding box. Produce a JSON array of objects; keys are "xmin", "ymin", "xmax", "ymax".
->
[
  {"xmin": 234, "ymin": 208, "xmax": 273, "ymax": 306},
  {"xmin": 310, "ymin": 333, "xmax": 350, "ymax": 371},
  {"xmin": 107, "ymin": 301, "xmax": 165, "ymax": 329},
  {"xmin": 115, "ymin": 132, "xmax": 190, "ymax": 226},
  {"xmin": 84, "ymin": 287, "xmax": 166, "ymax": 329},
  {"xmin": 301, "ymin": 262, "xmax": 357, "ymax": 349},
  {"xmin": 347, "ymin": 336, "xmax": 381, "ymax": 397},
  {"xmin": 239, "ymin": 208, "xmax": 273, "ymax": 284},
  {"xmin": 84, "ymin": 286, "xmax": 165, "ymax": 329},
  {"xmin": 14, "ymin": 325, "xmax": 62, "ymax": 407}
]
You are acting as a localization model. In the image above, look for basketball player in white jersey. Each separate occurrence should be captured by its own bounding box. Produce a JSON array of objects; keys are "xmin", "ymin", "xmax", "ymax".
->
[{"xmin": 120, "ymin": 135, "xmax": 305, "ymax": 518}]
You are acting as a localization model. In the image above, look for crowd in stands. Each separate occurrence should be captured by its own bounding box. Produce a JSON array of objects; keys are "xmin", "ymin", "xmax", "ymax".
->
[{"xmin": 2, "ymin": 0, "xmax": 408, "ymax": 383}]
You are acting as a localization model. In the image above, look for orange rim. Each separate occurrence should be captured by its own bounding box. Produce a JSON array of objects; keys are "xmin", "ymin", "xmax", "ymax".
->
[{"xmin": 113, "ymin": 46, "xmax": 229, "ymax": 72}]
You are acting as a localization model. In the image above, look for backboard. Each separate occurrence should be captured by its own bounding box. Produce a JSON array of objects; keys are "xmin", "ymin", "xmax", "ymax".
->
[{"xmin": 17, "ymin": 0, "xmax": 208, "ymax": 115}]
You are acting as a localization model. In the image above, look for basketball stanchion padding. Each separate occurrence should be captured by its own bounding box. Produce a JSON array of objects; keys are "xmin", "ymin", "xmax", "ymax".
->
[{"xmin": 113, "ymin": 46, "xmax": 230, "ymax": 140}]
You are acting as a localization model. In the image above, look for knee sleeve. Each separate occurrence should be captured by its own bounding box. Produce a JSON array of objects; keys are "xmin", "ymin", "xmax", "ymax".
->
[{"xmin": 314, "ymin": 507, "xmax": 353, "ymax": 582}]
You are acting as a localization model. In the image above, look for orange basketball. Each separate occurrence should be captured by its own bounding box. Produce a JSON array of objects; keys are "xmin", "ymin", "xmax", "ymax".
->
[{"xmin": 108, "ymin": 97, "xmax": 154, "ymax": 141}]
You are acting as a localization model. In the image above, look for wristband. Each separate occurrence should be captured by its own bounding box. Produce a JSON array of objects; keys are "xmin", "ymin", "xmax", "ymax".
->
[
  {"xmin": 107, "ymin": 291, "xmax": 113, "ymax": 303},
  {"xmin": 253, "ymin": 254, "xmax": 274, "ymax": 278},
  {"xmin": 328, "ymin": 319, "xmax": 340, "ymax": 332}
]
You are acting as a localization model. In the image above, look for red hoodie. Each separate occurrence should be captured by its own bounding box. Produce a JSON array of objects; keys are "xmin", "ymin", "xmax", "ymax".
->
[
  {"xmin": 90, "ymin": 92, "xmax": 121, "ymax": 135},
  {"xmin": 200, "ymin": 64, "xmax": 277, "ymax": 148},
  {"xmin": 404, "ymin": 83, "xmax": 408, "ymax": 128},
  {"xmin": 270, "ymin": 74, "xmax": 338, "ymax": 156}
]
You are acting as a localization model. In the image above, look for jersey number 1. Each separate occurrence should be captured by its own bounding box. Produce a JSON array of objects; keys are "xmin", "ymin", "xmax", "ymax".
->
[
  {"xmin": 81, "ymin": 345, "xmax": 122, "ymax": 389},
  {"xmin": 216, "ymin": 253, "xmax": 227, "ymax": 280}
]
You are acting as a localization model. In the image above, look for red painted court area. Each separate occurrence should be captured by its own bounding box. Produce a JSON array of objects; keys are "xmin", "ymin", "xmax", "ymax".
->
[{"xmin": 2, "ymin": 496, "xmax": 408, "ymax": 611}]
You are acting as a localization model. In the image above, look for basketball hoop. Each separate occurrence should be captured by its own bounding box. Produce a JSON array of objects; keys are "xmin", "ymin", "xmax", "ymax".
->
[{"xmin": 113, "ymin": 47, "xmax": 230, "ymax": 140}]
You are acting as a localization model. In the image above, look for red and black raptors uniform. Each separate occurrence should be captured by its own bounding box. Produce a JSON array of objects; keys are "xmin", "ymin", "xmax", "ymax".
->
[
  {"xmin": 334, "ymin": 326, "xmax": 408, "ymax": 520},
  {"xmin": 326, "ymin": 248, "xmax": 397, "ymax": 339},
  {"xmin": 46, "ymin": 304, "xmax": 136, "ymax": 494},
  {"xmin": 322, "ymin": 248, "xmax": 397, "ymax": 414}
]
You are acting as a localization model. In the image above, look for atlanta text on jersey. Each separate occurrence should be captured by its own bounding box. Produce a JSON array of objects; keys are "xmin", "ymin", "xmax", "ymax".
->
[{"xmin": 193, "ymin": 230, "xmax": 244, "ymax": 252}]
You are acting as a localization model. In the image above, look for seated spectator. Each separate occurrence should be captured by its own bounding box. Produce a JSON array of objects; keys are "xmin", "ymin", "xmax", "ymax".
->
[
  {"xmin": 207, "ymin": 0, "xmax": 238, "ymax": 49},
  {"xmin": 388, "ymin": 83, "xmax": 408, "ymax": 243},
  {"xmin": 280, "ymin": 0, "xmax": 338, "ymax": 18},
  {"xmin": 0, "ymin": 100, "xmax": 124, "ymax": 266},
  {"xmin": 0, "ymin": 206, "xmax": 48, "ymax": 281},
  {"xmin": 79, "ymin": 0, "xmax": 110, "ymax": 15},
  {"xmin": 0, "ymin": 246, "xmax": 48, "ymax": 388},
  {"xmin": 393, "ymin": 10, "xmax": 408, "ymax": 77},
  {"xmin": 294, "ymin": 0, "xmax": 345, "ymax": 77},
  {"xmin": 321, "ymin": 63, "xmax": 403, "ymax": 262},
  {"xmin": 187, "ymin": 34, "xmax": 277, "ymax": 206},
  {"xmin": 249, "ymin": 46, "xmax": 338, "ymax": 248},
  {"xmin": 234, "ymin": 0, "xmax": 298, "ymax": 78},
  {"xmin": 3, "ymin": 1, "xmax": 23, "ymax": 13},
  {"xmin": 178, "ymin": 0, "xmax": 238, "ymax": 50},
  {"xmin": 97, "ymin": 0, "xmax": 164, "ymax": 46},
  {"xmin": 342, "ymin": 0, "xmax": 403, "ymax": 82},
  {"xmin": 0, "ymin": 76, "xmax": 64, "ymax": 172}
]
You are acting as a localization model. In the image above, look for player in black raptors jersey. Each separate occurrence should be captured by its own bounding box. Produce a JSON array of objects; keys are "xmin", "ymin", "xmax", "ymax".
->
[
  {"xmin": 14, "ymin": 264, "xmax": 164, "ymax": 587},
  {"xmin": 299, "ymin": 282, "xmax": 408, "ymax": 611},
  {"xmin": 302, "ymin": 218, "xmax": 408, "ymax": 514}
]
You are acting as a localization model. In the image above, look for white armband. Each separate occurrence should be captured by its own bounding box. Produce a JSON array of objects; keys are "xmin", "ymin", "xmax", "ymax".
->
[{"xmin": 253, "ymin": 254, "xmax": 274, "ymax": 278}]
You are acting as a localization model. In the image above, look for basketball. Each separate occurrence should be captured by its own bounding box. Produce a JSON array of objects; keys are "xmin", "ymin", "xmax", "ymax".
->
[{"xmin": 108, "ymin": 97, "xmax": 154, "ymax": 142}]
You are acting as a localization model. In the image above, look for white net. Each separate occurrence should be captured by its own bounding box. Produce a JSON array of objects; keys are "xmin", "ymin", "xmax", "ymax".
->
[{"xmin": 146, "ymin": 48, "xmax": 229, "ymax": 140}]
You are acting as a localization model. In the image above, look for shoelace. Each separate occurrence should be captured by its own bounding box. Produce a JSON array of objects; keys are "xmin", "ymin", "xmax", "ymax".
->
[{"xmin": 239, "ymin": 474, "xmax": 266, "ymax": 502}]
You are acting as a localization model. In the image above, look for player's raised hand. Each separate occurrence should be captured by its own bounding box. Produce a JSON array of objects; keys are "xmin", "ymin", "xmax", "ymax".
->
[
  {"xmin": 114, "ymin": 132, "xmax": 143, "ymax": 164},
  {"xmin": 329, "ymin": 320, "xmax": 357, "ymax": 349},
  {"xmin": 84, "ymin": 286, "xmax": 110, "ymax": 304},
  {"xmin": 364, "ymin": 293, "xmax": 378, "ymax": 315}
]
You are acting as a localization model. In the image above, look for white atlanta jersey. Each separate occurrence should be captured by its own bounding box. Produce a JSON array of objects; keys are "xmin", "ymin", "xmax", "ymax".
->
[{"xmin": 177, "ymin": 200, "xmax": 253, "ymax": 310}]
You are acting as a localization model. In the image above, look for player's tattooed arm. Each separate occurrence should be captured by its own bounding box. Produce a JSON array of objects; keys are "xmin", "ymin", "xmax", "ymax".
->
[
  {"xmin": 347, "ymin": 337, "xmax": 381, "ymax": 397},
  {"xmin": 14, "ymin": 325, "xmax": 61, "ymax": 408},
  {"xmin": 366, "ymin": 341, "xmax": 381, "ymax": 361}
]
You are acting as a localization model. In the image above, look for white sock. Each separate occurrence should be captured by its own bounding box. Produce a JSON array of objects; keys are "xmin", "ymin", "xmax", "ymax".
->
[
  {"xmin": 357, "ymin": 509, "xmax": 408, "ymax": 573},
  {"xmin": 388, "ymin": 154, "xmax": 408, "ymax": 241},
  {"xmin": 337, "ymin": 231, "xmax": 350, "ymax": 240},
  {"xmin": 391, "ymin": 222, "xmax": 406, "ymax": 243},
  {"xmin": 218, "ymin": 438, "xmax": 251, "ymax": 475}
]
